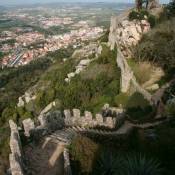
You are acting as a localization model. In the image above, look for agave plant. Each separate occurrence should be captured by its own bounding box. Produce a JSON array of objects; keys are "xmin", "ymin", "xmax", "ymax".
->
[
  {"xmin": 93, "ymin": 152, "xmax": 162, "ymax": 175},
  {"xmin": 93, "ymin": 151, "xmax": 124, "ymax": 175},
  {"xmin": 122, "ymin": 153, "xmax": 162, "ymax": 175}
]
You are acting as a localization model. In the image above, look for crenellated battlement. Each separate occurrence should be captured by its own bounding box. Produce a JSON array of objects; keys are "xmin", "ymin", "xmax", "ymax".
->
[{"xmin": 63, "ymin": 108, "xmax": 125, "ymax": 129}]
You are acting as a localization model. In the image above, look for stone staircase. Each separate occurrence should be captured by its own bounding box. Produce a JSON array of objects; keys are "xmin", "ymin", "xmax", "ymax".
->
[
  {"xmin": 47, "ymin": 129, "xmax": 77, "ymax": 144},
  {"xmin": 47, "ymin": 121, "xmax": 133, "ymax": 143},
  {"xmin": 46, "ymin": 119, "xmax": 168, "ymax": 143}
]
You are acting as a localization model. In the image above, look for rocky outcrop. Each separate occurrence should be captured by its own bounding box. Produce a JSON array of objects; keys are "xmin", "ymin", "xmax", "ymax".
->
[
  {"xmin": 9, "ymin": 120, "xmax": 24, "ymax": 175},
  {"xmin": 109, "ymin": 15, "xmax": 150, "ymax": 58},
  {"xmin": 108, "ymin": 12, "xmax": 152, "ymax": 101},
  {"xmin": 148, "ymin": 0, "xmax": 161, "ymax": 10}
]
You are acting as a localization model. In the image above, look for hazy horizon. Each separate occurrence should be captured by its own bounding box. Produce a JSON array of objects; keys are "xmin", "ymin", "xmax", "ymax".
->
[{"xmin": 0, "ymin": 0, "xmax": 170, "ymax": 6}]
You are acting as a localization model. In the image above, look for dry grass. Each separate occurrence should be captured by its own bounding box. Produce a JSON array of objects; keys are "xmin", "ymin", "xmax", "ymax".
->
[{"xmin": 128, "ymin": 60, "xmax": 164, "ymax": 86}]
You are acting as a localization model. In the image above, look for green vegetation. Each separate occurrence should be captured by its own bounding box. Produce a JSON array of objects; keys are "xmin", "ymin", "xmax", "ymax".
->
[
  {"xmin": 0, "ymin": 39, "xmax": 16, "ymax": 46},
  {"xmin": 0, "ymin": 46, "xmax": 74, "ymax": 172},
  {"xmin": 94, "ymin": 152, "xmax": 162, "ymax": 175},
  {"xmin": 162, "ymin": 82, "xmax": 175, "ymax": 117},
  {"xmin": 165, "ymin": 100, "xmax": 175, "ymax": 117},
  {"xmin": 163, "ymin": 0, "xmax": 175, "ymax": 18},
  {"xmin": 0, "ymin": 19, "xmax": 27, "ymax": 32},
  {"xmin": 114, "ymin": 93, "xmax": 129, "ymax": 108},
  {"xmin": 70, "ymin": 120, "xmax": 175, "ymax": 175},
  {"xmin": 69, "ymin": 135, "xmax": 99, "ymax": 174},
  {"xmin": 99, "ymin": 30, "xmax": 109, "ymax": 43},
  {"xmin": 133, "ymin": 0, "xmax": 175, "ymax": 75},
  {"xmin": 134, "ymin": 18, "xmax": 175, "ymax": 73},
  {"xmin": 129, "ymin": 9, "xmax": 156, "ymax": 28},
  {"xmin": 127, "ymin": 59, "xmax": 153, "ymax": 85},
  {"xmin": 136, "ymin": 122, "xmax": 175, "ymax": 175},
  {"xmin": 126, "ymin": 92, "xmax": 153, "ymax": 121},
  {"xmin": 0, "ymin": 43, "xmax": 119, "ymax": 125},
  {"xmin": 129, "ymin": 9, "xmax": 149, "ymax": 21},
  {"xmin": 19, "ymin": 44, "xmax": 120, "ymax": 115},
  {"xmin": 70, "ymin": 134, "xmax": 164, "ymax": 175},
  {"xmin": 0, "ymin": 51, "xmax": 4, "ymax": 60}
]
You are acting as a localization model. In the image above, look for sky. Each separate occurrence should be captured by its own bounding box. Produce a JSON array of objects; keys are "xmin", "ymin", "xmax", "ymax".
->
[{"xmin": 0, "ymin": 0, "xmax": 170, "ymax": 6}]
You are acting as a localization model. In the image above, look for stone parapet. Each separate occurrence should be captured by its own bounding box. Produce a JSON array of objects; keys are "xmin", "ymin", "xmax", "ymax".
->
[
  {"xmin": 9, "ymin": 120, "xmax": 24, "ymax": 175},
  {"xmin": 63, "ymin": 148, "xmax": 72, "ymax": 175},
  {"xmin": 63, "ymin": 108, "xmax": 125, "ymax": 129}
]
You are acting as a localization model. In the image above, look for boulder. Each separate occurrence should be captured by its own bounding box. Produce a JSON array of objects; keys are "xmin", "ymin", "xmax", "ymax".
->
[
  {"xmin": 79, "ymin": 59, "xmax": 91, "ymax": 66},
  {"xmin": 17, "ymin": 97, "xmax": 25, "ymax": 107},
  {"xmin": 146, "ymin": 84, "xmax": 159, "ymax": 91},
  {"xmin": 108, "ymin": 15, "xmax": 150, "ymax": 58},
  {"xmin": 67, "ymin": 72, "xmax": 75, "ymax": 79},
  {"xmin": 22, "ymin": 118, "xmax": 35, "ymax": 137}
]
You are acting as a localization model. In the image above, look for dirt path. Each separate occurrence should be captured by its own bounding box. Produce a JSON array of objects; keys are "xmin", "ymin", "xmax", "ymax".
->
[{"xmin": 24, "ymin": 138, "xmax": 65, "ymax": 175}]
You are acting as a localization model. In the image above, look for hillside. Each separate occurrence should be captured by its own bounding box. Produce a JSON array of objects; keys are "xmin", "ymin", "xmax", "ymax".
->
[{"xmin": 1, "ymin": 1, "xmax": 175, "ymax": 175}]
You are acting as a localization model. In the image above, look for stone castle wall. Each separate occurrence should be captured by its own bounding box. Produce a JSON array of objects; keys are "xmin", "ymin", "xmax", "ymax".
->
[
  {"xmin": 117, "ymin": 48, "xmax": 152, "ymax": 101},
  {"xmin": 108, "ymin": 14, "xmax": 152, "ymax": 101},
  {"xmin": 8, "ymin": 107, "xmax": 125, "ymax": 175},
  {"xmin": 64, "ymin": 148, "xmax": 72, "ymax": 175},
  {"xmin": 9, "ymin": 120, "xmax": 24, "ymax": 175},
  {"xmin": 63, "ymin": 108, "xmax": 125, "ymax": 129}
]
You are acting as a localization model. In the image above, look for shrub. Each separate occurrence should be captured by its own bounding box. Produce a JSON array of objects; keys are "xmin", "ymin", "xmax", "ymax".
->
[
  {"xmin": 134, "ymin": 18, "xmax": 175, "ymax": 72},
  {"xmin": 126, "ymin": 92, "xmax": 153, "ymax": 121},
  {"xmin": 166, "ymin": 0, "xmax": 175, "ymax": 17},
  {"xmin": 148, "ymin": 14, "xmax": 157, "ymax": 28},
  {"xmin": 129, "ymin": 10, "xmax": 141, "ymax": 21},
  {"xmin": 126, "ymin": 92, "xmax": 150, "ymax": 109},
  {"xmin": 93, "ymin": 151, "xmax": 123, "ymax": 175},
  {"xmin": 115, "ymin": 93, "xmax": 129, "ymax": 107},
  {"xmin": 69, "ymin": 135, "xmax": 99, "ymax": 174},
  {"xmin": 165, "ymin": 103, "xmax": 175, "ymax": 117},
  {"xmin": 129, "ymin": 9, "xmax": 156, "ymax": 28},
  {"xmin": 99, "ymin": 30, "xmax": 109, "ymax": 43},
  {"xmin": 162, "ymin": 82, "xmax": 175, "ymax": 103},
  {"xmin": 97, "ymin": 44, "xmax": 117, "ymax": 64},
  {"xmin": 129, "ymin": 10, "xmax": 149, "ymax": 21},
  {"xmin": 123, "ymin": 153, "xmax": 162, "ymax": 175},
  {"xmin": 127, "ymin": 60, "xmax": 153, "ymax": 85},
  {"xmin": 93, "ymin": 152, "xmax": 162, "ymax": 175}
]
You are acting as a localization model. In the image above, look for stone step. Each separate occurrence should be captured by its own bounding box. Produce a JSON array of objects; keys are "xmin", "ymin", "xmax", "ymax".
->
[{"xmin": 49, "ymin": 135, "xmax": 68, "ymax": 143}]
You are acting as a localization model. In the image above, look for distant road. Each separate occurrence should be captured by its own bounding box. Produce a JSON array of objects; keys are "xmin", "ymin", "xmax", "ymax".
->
[{"xmin": 8, "ymin": 50, "xmax": 24, "ymax": 67}]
